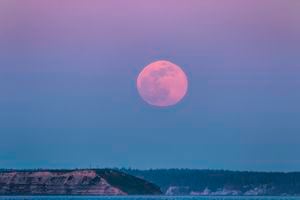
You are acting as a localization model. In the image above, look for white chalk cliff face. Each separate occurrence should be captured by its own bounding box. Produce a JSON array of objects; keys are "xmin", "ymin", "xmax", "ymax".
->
[{"xmin": 0, "ymin": 170, "xmax": 125, "ymax": 195}]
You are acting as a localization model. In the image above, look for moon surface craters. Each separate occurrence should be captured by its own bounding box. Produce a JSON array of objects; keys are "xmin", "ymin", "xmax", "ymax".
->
[{"xmin": 137, "ymin": 60, "xmax": 188, "ymax": 107}]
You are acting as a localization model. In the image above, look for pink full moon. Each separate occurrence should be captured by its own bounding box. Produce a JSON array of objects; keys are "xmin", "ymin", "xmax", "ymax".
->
[{"xmin": 137, "ymin": 60, "xmax": 188, "ymax": 107}]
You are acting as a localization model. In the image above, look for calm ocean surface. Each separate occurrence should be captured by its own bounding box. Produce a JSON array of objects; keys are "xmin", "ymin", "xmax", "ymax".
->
[{"xmin": 0, "ymin": 196, "xmax": 299, "ymax": 200}]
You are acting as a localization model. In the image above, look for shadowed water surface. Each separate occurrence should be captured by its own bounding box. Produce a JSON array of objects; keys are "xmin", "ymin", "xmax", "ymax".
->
[{"xmin": 0, "ymin": 196, "xmax": 299, "ymax": 200}]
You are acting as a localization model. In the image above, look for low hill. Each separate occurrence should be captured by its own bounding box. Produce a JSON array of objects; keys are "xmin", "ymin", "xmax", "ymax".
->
[
  {"xmin": 0, "ymin": 169, "xmax": 162, "ymax": 195},
  {"xmin": 123, "ymin": 169, "xmax": 300, "ymax": 196}
]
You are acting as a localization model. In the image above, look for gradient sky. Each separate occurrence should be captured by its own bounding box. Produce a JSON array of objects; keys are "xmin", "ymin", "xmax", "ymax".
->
[{"xmin": 0, "ymin": 0, "xmax": 300, "ymax": 171}]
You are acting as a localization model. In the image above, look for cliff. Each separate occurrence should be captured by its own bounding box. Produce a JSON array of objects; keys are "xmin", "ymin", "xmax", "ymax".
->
[{"xmin": 0, "ymin": 169, "xmax": 162, "ymax": 195}]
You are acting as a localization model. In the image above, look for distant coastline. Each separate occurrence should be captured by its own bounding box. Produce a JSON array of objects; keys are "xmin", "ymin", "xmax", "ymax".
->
[
  {"xmin": 1, "ymin": 168, "xmax": 300, "ymax": 196},
  {"xmin": 123, "ymin": 168, "xmax": 300, "ymax": 196}
]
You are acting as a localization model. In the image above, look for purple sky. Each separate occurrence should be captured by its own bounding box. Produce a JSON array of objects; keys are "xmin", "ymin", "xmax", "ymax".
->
[{"xmin": 0, "ymin": 0, "xmax": 300, "ymax": 171}]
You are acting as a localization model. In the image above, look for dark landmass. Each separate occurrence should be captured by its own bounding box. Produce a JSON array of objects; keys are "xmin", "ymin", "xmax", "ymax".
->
[
  {"xmin": 123, "ymin": 169, "xmax": 300, "ymax": 196},
  {"xmin": 0, "ymin": 169, "xmax": 162, "ymax": 195}
]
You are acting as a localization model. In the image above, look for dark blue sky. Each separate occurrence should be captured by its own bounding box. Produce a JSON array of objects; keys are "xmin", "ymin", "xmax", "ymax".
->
[{"xmin": 0, "ymin": 0, "xmax": 300, "ymax": 171}]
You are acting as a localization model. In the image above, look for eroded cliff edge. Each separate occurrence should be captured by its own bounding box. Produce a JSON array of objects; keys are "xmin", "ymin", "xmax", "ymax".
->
[{"xmin": 0, "ymin": 169, "xmax": 162, "ymax": 195}]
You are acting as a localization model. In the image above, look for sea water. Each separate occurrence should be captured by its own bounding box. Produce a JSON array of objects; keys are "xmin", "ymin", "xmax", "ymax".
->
[{"xmin": 0, "ymin": 196, "xmax": 299, "ymax": 200}]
